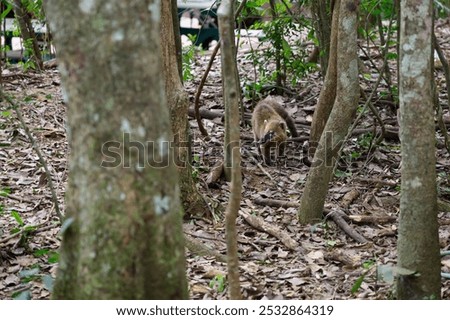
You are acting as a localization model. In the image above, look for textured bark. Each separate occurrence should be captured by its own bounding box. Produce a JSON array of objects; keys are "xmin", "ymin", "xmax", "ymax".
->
[
  {"xmin": 309, "ymin": 0, "xmax": 339, "ymax": 152},
  {"xmin": 397, "ymin": 0, "xmax": 440, "ymax": 299},
  {"xmin": 218, "ymin": 0, "xmax": 242, "ymax": 300},
  {"xmin": 45, "ymin": 0, "xmax": 188, "ymax": 299},
  {"xmin": 298, "ymin": 0, "xmax": 359, "ymax": 224},
  {"xmin": 161, "ymin": 0, "xmax": 210, "ymax": 219},
  {"xmin": 12, "ymin": 0, "xmax": 43, "ymax": 69},
  {"xmin": 311, "ymin": 0, "xmax": 332, "ymax": 75},
  {"xmin": 222, "ymin": 5, "xmax": 240, "ymax": 181}
]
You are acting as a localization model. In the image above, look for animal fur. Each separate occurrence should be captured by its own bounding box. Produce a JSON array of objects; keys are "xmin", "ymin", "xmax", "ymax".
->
[{"xmin": 251, "ymin": 96, "xmax": 298, "ymax": 165}]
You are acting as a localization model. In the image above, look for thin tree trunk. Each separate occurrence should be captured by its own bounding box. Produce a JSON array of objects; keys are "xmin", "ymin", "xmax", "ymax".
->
[
  {"xmin": 298, "ymin": 0, "xmax": 359, "ymax": 224},
  {"xmin": 309, "ymin": 0, "xmax": 339, "ymax": 153},
  {"xmin": 269, "ymin": 0, "xmax": 282, "ymax": 93},
  {"xmin": 161, "ymin": 0, "xmax": 211, "ymax": 218},
  {"xmin": 218, "ymin": 0, "xmax": 242, "ymax": 300},
  {"xmin": 12, "ymin": 0, "xmax": 43, "ymax": 69},
  {"xmin": 311, "ymin": 0, "xmax": 332, "ymax": 75},
  {"xmin": 397, "ymin": 0, "xmax": 440, "ymax": 299},
  {"xmin": 222, "ymin": 4, "xmax": 241, "ymax": 182},
  {"xmin": 45, "ymin": 0, "xmax": 188, "ymax": 299}
]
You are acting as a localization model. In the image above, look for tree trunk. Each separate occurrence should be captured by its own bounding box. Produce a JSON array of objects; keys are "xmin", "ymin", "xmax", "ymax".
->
[
  {"xmin": 298, "ymin": 0, "xmax": 359, "ymax": 224},
  {"xmin": 222, "ymin": 5, "xmax": 240, "ymax": 182},
  {"xmin": 311, "ymin": 0, "xmax": 332, "ymax": 75},
  {"xmin": 12, "ymin": 0, "xmax": 43, "ymax": 69},
  {"xmin": 397, "ymin": 0, "xmax": 440, "ymax": 299},
  {"xmin": 269, "ymin": 0, "xmax": 282, "ymax": 93},
  {"xmin": 161, "ymin": 0, "xmax": 211, "ymax": 219},
  {"xmin": 218, "ymin": 0, "xmax": 242, "ymax": 300},
  {"xmin": 44, "ymin": 1, "xmax": 188, "ymax": 299},
  {"xmin": 309, "ymin": 0, "xmax": 339, "ymax": 153}
]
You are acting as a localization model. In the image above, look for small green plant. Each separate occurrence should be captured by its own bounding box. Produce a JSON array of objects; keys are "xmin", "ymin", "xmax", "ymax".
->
[
  {"xmin": 351, "ymin": 259, "xmax": 376, "ymax": 294},
  {"xmin": 10, "ymin": 210, "xmax": 37, "ymax": 246},
  {"xmin": 357, "ymin": 133, "xmax": 374, "ymax": 149},
  {"xmin": 334, "ymin": 169, "xmax": 351, "ymax": 178},
  {"xmin": 190, "ymin": 154, "xmax": 201, "ymax": 180},
  {"xmin": 209, "ymin": 274, "xmax": 226, "ymax": 293},
  {"xmin": 33, "ymin": 248, "xmax": 60, "ymax": 264},
  {"xmin": 326, "ymin": 240, "xmax": 337, "ymax": 248},
  {"xmin": 0, "ymin": 187, "xmax": 11, "ymax": 197},
  {"xmin": 12, "ymin": 264, "xmax": 56, "ymax": 299},
  {"xmin": 182, "ymin": 40, "xmax": 197, "ymax": 82},
  {"xmin": 243, "ymin": 0, "xmax": 316, "ymax": 97}
]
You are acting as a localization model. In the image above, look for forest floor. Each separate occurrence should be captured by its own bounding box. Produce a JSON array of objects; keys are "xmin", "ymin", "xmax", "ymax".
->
[{"xmin": 1, "ymin": 21, "xmax": 450, "ymax": 300}]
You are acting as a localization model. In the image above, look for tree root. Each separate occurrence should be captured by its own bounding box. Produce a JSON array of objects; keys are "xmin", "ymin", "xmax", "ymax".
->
[{"xmin": 239, "ymin": 211, "xmax": 300, "ymax": 251}]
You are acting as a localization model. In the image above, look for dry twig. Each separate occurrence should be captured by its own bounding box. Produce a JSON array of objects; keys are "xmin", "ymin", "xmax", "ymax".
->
[{"xmin": 2, "ymin": 92, "xmax": 63, "ymax": 221}]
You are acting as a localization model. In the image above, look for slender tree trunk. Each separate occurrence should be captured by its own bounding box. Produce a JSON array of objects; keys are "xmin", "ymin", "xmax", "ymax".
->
[
  {"xmin": 218, "ymin": 0, "xmax": 242, "ymax": 300},
  {"xmin": 45, "ymin": 0, "xmax": 188, "ymax": 299},
  {"xmin": 309, "ymin": 0, "xmax": 339, "ymax": 153},
  {"xmin": 311, "ymin": 0, "xmax": 332, "ymax": 75},
  {"xmin": 12, "ymin": 0, "xmax": 43, "ymax": 69},
  {"xmin": 298, "ymin": 0, "xmax": 359, "ymax": 224},
  {"xmin": 269, "ymin": 0, "xmax": 282, "ymax": 93},
  {"xmin": 161, "ymin": 0, "xmax": 211, "ymax": 218},
  {"xmin": 222, "ymin": 4, "xmax": 240, "ymax": 182},
  {"xmin": 397, "ymin": 0, "xmax": 440, "ymax": 299}
]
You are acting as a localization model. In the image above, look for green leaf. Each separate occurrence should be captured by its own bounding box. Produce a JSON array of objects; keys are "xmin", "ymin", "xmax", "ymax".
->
[
  {"xmin": 387, "ymin": 52, "xmax": 398, "ymax": 60},
  {"xmin": 24, "ymin": 225, "xmax": 37, "ymax": 232},
  {"xmin": 47, "ymin": 252, "xmax": 59, "ymax": 264},
  {"xmin": 0, "ymin": 2, "xmax": 13, "ymax": 20},
  {"xmin": 281, "ymin": 39, "xmax": 292, "ymax": 58},
  {"xmin": 362, "ymin": 260, "xmax": 375, "ymax": 269},
  {"xmin": 209, "ymin": 275, "xmax": 226, "ymax": 293},
  {"xmin": 1, "ymin": 110, "xmax": 12, "ymax": 117},
  {"xmin": 11, "ymin": 210, "xmax": 24, "ymax": 226},
  {"xmin": 11, "ymin": 227, "xmax": 20, "ymax": 234},
  {"xmin": 326, "ymin": 240, "xmax": 337, "ymax": 247},
  {"xmin": 33, "ymin": 249, "xmax": 50, "ymax": 257},
  {"xmin": 0, "ymin": 188, "xmax": 11, "ymax": 197},
  {"xmin": 351, "ymin": 274, "xmax": 365, "ymax": 293}
]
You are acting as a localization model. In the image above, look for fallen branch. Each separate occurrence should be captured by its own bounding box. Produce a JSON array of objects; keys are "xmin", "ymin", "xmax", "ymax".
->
[
  {"xmin": 184, "ymin": 233, "xmax": 227, "ymax": 263},
  {"xmin": 0, "ymin": 192, "xmax": 37, "ymax": 204},
  {"xmin": 239, "ymin": 210, "xmax": 299, "ymax": 251},
  {"xmin": 2, "ymin": 93, "xmax": 63, "ymax": 221},
  {"xmin": 341, "ymin": 189, "xmax": 360, "ymax": 208},
  {"xmin": 253, "ymin": 199, "xmax": 369, "ymax": 243},
  {"xmin": 347, "ymin": 214, "xmax": 396, "ymax": 224},
  {"xmin": 188, "ymin": 107, "xmax": 223, "ymax": 120},
  {"xmin": 324, "ymin": 249, "xmax": 361, "ymax": 268},
  {"xmin": 326, "ymin": 210, "xmax": 368, "ymax": 243},
  {"xmin": 353, "ymin": 177, "xmax": 398, "ymax": 187},
  {"xmin": 351, "ymin": 126, "xmax": 399, "ymax": 141},
  {"xmin": 0, "ymin": 220, "xmax": 49, "ymax": 246},
  {"xmin": 254, "ymin": 197, "xmax": 299, "ymax": 209},
  {"xmin": 242, "ymin": 148, "xmax": 274, "ymax": 180}
]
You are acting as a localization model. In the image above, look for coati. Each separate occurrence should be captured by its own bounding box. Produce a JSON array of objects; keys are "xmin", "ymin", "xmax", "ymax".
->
[{"xmin": 251, "ymin": 96, "xmax": 298, "ymax": 165}]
